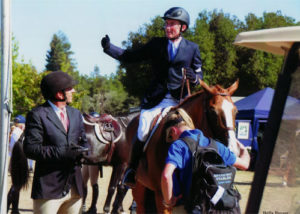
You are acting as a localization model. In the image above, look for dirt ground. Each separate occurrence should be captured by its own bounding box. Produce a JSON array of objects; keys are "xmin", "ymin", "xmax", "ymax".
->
[{"xmin": 7, "ymin": 167, "xmax": 300, "ymax": 214}]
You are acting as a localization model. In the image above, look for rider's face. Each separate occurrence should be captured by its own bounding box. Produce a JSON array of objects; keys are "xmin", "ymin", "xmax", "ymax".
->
[{"xmin": 164, "ymin": 19, "xmax": 182, "ymax": 39}]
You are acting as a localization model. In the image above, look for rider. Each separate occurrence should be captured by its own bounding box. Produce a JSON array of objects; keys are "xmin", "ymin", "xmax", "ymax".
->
[{"xmin": 101, "ymin": 7, "xmax": 203, "ymax": 187}]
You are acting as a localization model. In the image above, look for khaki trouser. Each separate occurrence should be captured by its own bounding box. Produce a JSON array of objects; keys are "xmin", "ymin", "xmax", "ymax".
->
[{"xmin": 33, "ymin": 187, "xmax": 82, "ymax": 214}]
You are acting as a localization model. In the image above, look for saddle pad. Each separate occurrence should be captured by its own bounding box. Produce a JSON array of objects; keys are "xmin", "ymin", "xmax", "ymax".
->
[{"xmin": 143, "ymin": 106, "xmax": 173, "ymax": 151}]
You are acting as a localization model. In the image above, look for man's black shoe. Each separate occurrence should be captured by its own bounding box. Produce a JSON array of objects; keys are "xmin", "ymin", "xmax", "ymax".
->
[{"xmin": 123, "ymin": 168, "xmax": 136, "ymax": 188}]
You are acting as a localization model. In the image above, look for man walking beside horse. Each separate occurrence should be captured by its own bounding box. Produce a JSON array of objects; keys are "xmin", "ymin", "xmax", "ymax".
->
[
  {"xmin": 23, "ymin": 71, "xmax": 89, "ymax": 214},
  {"xmin": 101, "ymin": 7, "xmax": 203, "ymax": 187}
]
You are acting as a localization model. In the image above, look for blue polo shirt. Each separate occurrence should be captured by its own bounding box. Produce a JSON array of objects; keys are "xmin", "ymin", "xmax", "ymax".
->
[{"xmin": 165, "ymin": 129, "xmax": 236, "ymax": 202}]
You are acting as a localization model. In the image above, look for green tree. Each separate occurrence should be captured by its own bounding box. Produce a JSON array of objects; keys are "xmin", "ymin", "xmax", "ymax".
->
[
  {"xmin": 80, "ymin": 66, "xmax": 139, "ymax": 115},
  {"xmin": 44, "ymin": 31, "xmax": 88, "ymax": 110},
  {"xmin": 45, "ymin": 31, "xmax": 76, "ymax": 73},
  {"xmin": 235, "ymin": 11, "xmax": 297, "ymax": 95},
  {"xmin": 12, "ymin": 39, "xmax": 43, "ymax": 116}
]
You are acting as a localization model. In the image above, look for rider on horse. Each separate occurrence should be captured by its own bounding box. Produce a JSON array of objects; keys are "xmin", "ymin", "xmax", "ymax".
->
[{"xmin": 101, "ymin": 7, "xmax": 203, "ymax": 187}]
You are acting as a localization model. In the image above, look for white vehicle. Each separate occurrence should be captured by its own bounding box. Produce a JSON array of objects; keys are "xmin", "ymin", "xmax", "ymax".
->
[{"xmin": 234, "ymin": 26, "xmax": 300, "ymax": 213}]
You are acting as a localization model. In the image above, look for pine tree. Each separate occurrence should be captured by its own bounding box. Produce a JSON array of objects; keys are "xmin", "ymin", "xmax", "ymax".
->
[{"xmin": 45, "ymin": 32, "xmax": 75, "ymax": 72}]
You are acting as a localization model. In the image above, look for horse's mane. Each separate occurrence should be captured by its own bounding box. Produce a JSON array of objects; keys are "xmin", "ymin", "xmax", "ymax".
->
[{"xmin": 177, "ymin": 89, "xmax": 206, "ymax": 108}]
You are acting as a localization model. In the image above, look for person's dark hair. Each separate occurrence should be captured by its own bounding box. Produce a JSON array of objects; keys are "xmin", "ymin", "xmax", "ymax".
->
[{"xmin": 40, "ymin": 71, "xmax": 77, "ymax": 101}]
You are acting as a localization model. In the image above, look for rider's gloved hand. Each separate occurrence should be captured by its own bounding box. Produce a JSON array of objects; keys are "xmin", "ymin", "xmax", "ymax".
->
[
  {"xmin": 185, "ymin": 67, "xmax": 197, "ymax": 83},
  {"xmin": 101, "ymin": 35, "xmax": 110, "ymax": 50}
]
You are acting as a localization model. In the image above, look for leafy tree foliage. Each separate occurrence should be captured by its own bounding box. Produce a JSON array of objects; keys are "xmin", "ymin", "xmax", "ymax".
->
[
  {"xmin": 81, "ymin": 66, "xmax": 139, "ymax": 115},
  {"xmin": 11, "ymin": 39, "xmax": 43, "ymax": 116},
  {"xmin": 45, "ymin": 31, "xmax": 76, "ymax": 73},
  {"xmin": 235, "ymin": 11, "xmax": 297, "ymax": 95}
]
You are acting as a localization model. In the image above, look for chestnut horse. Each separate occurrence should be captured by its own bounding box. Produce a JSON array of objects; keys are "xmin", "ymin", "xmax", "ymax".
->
[
  {"xmin": 82, "ymin": 112, "xmax": 138, "ymax": 213},
  {"xmin": 126, "ymin": 80, "xmax": 240, "ymax": 213}
]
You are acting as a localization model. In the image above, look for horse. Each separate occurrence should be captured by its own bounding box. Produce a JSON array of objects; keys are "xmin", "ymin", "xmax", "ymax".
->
[
  {"xmin": 7, "ymin": 133, "xmax": 29, "ymax": 214},
  {"xmin": 125, "ymin": 80, "xmax": 240, "ymax": 213},
  {"xmin": 82, "ymin": 111, "xmax": 139, "ymax": 214}
]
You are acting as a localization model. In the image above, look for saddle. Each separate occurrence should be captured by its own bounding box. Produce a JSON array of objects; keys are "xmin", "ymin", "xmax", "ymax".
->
[{"xmin": 83, "ymin": 113, "xmax": 122, "ymax": 144}]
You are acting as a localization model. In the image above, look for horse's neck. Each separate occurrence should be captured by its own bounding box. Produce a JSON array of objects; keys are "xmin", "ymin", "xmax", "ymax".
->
[{"xmin": 180, "ymin": 92, "xmax": 213, "ymax": 138}]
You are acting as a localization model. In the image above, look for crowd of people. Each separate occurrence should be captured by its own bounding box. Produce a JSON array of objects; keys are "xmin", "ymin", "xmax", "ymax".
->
[{"xmin": 7, "ymin": 7, "xmax": 250, "ymax": 214}]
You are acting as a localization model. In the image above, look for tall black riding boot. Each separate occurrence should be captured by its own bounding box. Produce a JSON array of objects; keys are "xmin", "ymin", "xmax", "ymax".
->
[
  {"xmin": 85, "ymin": 183, "xmax": 98, "ymax": 214},
  {"xmin": 123, "ymin": 136, "xmax": 145, "ymax": 188}
]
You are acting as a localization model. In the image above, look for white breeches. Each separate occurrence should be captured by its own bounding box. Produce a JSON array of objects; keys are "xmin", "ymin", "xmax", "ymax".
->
[{"xmin": 137, "ymin": 93, "xmax": 179, "ymax": 142}]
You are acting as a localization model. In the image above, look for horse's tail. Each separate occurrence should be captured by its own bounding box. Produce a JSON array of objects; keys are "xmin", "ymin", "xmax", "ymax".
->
[{"xmin": 10, "ymin": 134, "xmax": 29, "ymax": 190}]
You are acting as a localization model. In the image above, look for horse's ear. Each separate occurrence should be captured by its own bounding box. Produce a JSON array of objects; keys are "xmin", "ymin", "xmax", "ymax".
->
[
  {"xmin": 227, "ymin": 79, "xmax": 239, "ymax": 96},
  {"xmin": 200, "ymin": 79, "xmax": 214, "ymax": 94}
]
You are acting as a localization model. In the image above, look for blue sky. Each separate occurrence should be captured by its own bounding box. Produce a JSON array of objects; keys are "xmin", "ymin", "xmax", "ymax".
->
[{"xmin": 12, "ymin": 0, "xmax": 300, "ymax": 76}]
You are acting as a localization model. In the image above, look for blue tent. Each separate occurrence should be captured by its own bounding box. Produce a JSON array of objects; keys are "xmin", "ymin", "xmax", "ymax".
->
[
  {"xmin": 235, "ymin": 87, "xmax": 275, "ymax": 151},
  {"xmin": 235, "ymin": 87, "xmax": 299, "ymax": 150}
]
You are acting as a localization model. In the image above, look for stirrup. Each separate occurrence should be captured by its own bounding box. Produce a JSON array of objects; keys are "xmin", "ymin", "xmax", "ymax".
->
[{"xmin": 122, "ymin": 168, "xmax": 136, "ymax": 188}]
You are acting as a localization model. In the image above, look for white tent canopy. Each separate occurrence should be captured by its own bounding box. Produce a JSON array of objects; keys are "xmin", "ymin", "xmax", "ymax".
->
[{"xmin": 234, "ymin": 26, "xmax": 300, "ymax": 55}]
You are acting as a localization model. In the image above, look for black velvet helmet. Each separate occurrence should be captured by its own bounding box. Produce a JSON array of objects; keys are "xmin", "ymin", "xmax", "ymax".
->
[
  {"xmin": 40, "ymin": 71, "xmax": 77, "ymax": 100},
  {"xmin": 162, "ymin": 7, "xmax": 190, "ymax": 28}
]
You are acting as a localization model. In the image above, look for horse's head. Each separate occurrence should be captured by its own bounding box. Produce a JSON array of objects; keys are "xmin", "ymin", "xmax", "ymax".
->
[{"xmin": 200, "ymin": 80, "xmax": 240, "ymax": 155}]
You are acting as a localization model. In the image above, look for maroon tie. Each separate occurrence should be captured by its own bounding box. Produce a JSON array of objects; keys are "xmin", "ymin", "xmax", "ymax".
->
[{"xmin": 60, "ymin": 111, "xmax": 69, "ymax": 131}]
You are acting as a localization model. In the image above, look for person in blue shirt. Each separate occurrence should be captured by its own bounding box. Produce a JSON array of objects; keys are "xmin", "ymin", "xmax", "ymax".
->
[
  {"xmin": 101, "ymin": 7, "xmax": 202, "ymax": 187},
  {"xmin": 161, "ymin": 108, "xmax": 250, "ymax": 212}
]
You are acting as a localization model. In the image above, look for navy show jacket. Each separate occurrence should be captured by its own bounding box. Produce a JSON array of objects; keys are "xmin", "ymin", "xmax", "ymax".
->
[{"xmin": 104, "ymin": 37, "xmax": 202, "ymax": 109}]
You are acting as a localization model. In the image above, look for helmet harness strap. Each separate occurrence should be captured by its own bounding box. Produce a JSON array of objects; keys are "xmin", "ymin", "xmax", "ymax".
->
[{"xmin": 169, "ymin": 23, "xmax": 184, "ymax": 41}]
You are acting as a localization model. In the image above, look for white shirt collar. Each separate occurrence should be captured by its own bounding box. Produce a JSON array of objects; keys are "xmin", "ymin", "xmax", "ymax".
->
[
  {"xmin": 168, "ymin": 36, "xmax": 182, "ymax": 49},
  {"xmin": 48, "ymin": 100, "xmax": 67, "ymax": 118}
]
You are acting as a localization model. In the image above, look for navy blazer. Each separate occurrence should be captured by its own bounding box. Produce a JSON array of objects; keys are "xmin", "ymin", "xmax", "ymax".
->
[
  {"xmin": 24, "ymin": 102, "xmax": 88, "ymax": 199},
  {"xmin": 104, "ymin": 37, "xmax": 202, "ymax": 109}
]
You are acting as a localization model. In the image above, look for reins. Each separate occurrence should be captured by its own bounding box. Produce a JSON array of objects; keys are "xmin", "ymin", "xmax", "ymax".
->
[{"xmin": 179, "ymin": 68, "xmax": 191, "ymax": 102}]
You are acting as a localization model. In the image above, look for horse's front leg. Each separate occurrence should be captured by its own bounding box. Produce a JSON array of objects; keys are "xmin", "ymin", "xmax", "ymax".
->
[
  {"xmin": 111, "ymin": 163, "xmax": 128, "ymax": 214},
  {"xmin": 103, "ymin": 164, "xmax": 122, "ymax": 213},
  {"xmin": 132, "ymin": 182, "xmax": 146, "ymax": 214},
  {"xmin": 111, "ymin": 183, "xmax": 128, "ymax": 214}
]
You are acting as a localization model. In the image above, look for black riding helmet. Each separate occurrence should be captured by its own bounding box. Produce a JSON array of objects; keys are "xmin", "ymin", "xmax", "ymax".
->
[
  {"xmin": 41, "ymin": 71, "xmax": 77, "ymax": 101},
  {"xmin": 162, "ymin": 7, "xmax": 190, "ymax": 30}
]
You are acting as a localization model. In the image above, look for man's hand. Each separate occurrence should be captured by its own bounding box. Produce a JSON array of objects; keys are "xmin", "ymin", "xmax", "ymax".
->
[
  {"xmin": 185, "ymin": 67, "xmax": 196, "ymax": 82},
  {"xmin": 63, "ymin": 144, "xmax": 89, "ymax": 163},
  {"xmin": 101, "ymin": 35, "xmax": 110, "ymax": 49}
]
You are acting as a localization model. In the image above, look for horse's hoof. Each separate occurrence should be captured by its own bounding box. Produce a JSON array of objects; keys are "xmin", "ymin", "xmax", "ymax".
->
[{"xmin": 83, "ymin": 206, "xmax": 97, "ymax": 214}]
